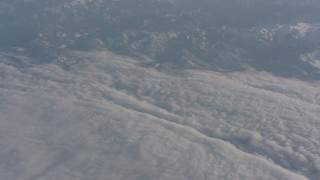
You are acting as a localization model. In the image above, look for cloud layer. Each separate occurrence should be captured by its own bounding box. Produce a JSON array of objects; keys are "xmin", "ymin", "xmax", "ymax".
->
[{"xmin": 0, "ymin": 51, "xmax": 319, "ymax": 179}]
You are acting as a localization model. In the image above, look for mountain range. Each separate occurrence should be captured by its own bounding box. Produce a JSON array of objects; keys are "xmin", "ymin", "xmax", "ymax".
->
[{"xmin": 1, "ymin": 0, "xmax": 320, "ymax": 78}]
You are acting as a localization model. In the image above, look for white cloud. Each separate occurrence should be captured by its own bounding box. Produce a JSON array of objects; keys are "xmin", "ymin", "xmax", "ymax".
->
[{"xmin": 0, "ymin": 50, "xmax": 319, "ymax": 179}]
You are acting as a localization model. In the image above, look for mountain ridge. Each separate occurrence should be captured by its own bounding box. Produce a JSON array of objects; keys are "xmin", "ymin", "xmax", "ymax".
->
[{"xmin": 1, "ymin": 0, "xmax": 320, "ymax": 78}]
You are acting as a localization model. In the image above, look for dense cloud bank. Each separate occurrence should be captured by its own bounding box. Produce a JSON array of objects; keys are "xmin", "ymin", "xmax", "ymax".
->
[
  {"xmin": 1, "ymin": 1, "xmax": 320, "ymax": 179},
  {"xmin": 0, "ymin": 51, "xmax": 319, "ymax": 179}
]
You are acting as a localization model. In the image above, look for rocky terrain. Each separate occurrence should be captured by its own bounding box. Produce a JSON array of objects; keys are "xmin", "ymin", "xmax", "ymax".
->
[{"xmin": 1, "ymin": 0, "xmax": 320, "ymax": 78}]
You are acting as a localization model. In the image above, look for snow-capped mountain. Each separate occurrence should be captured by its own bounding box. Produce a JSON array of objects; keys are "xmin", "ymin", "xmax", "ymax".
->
[{"xmin": 1, "ymin": 0, "xmax": 320, "ymax": 78}]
